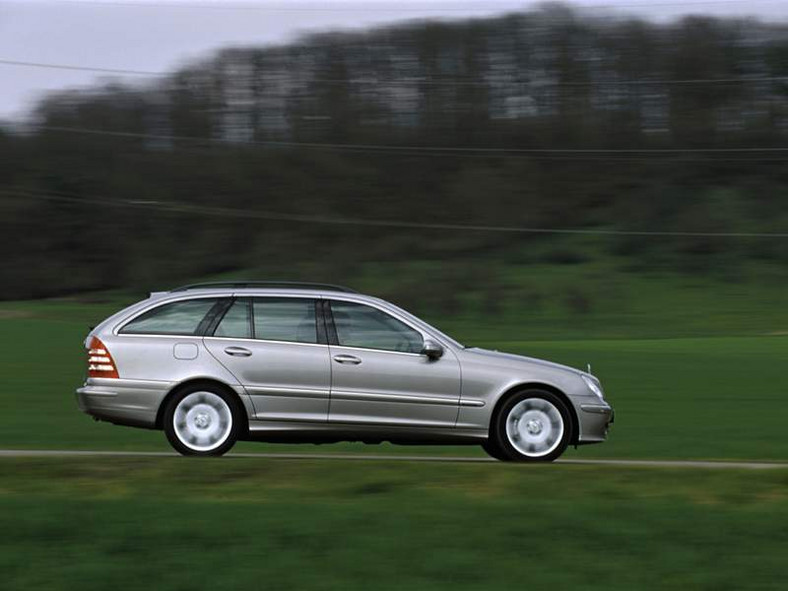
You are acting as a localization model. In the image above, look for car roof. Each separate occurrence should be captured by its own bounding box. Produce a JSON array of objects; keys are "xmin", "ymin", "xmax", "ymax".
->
[
  {"xmin": 156, "ymin": 288, "xmax": 368, "ymax": 299},
  {"xmin": 169, "ymin": 281, "xmax": 358, "ymax": 294}
]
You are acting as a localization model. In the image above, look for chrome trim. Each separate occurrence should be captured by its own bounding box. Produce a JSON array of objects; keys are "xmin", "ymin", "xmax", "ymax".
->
[
  {"xmin": 330, "ymin": 389, "xmax": 458, "ymax": 407},
  {"xmin": 203, "ymin": 336, "xmax": 328, "ymax": 348},
  {"xmin": 329, "ymin": 345, "xmax": 422, "ymax": 358},
  {"xmin": 114, "ymin": 333, "xmax": 205, "ymax": 340},
  {"xmin": 230, "ymin": 291, "xmax": 330, "ymax": 297},
  {"xmin": 249, "ymin": 414, "xmax": 329, "ymax": 424},
  {"xmin": 246, "ymin": 386, "xmax": 330, "ymax": 400},
  {"xmin": 86, "ymin": 377, "xmax": 172, "ymax": 389},
  {"xmin": 459, "ymin": 398, "xmax": 485, "ymax": 408},
  {"xmin": 76, "ymin": 386, "xmax": 117, "ymax": 397},
  {"xmin": 580, "ymin": 404, "xmax": 613, "ymax": 414}
]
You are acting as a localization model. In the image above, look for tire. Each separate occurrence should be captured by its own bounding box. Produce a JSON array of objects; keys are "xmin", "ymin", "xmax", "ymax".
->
[
  {"xmin": 481, "ymin": 440, "xmax": 509, "ymax": 461},
  {"xmin": 490, "ymin": 389, "xmax": 572, "ymax": 462},
  {"xmin": 163, "ymin": 384, "xmax": 242, "ymax": 457}
]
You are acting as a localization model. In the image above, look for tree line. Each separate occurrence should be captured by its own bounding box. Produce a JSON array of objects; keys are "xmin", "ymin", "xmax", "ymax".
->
[{"xmin": 1, "ymin": 4, "xmax": 787, "ymax": 300}]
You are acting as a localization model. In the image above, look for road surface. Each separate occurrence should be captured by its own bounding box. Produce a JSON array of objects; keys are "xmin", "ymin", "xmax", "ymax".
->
[{"xmin": 0, "ymin": 449, "xmax": 785, "ymax": 469}]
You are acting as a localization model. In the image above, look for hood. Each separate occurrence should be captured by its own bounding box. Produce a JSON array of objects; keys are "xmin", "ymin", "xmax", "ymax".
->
[{"xmin": 462, "ymin": 347, "xmax": 587, "ymax": 378}]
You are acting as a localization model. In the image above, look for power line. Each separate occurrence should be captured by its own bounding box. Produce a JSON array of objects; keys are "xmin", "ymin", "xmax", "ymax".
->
[
  {"xmin": 3, "ymin": 187, "xmax": 788, "ymax": 238},
  {"xmin": 29, "ymin": 125, "xmax": 788, "ymax": 154},
  {"xmin": 0, "ymin": 189, "xmax": 788, "ymax": 238},
  {"xmin": 6, "ymin": 189, "xmax": 788, "ymax": 238},
  {"xmin": 11, "ymin": 123, "xmax": 778, "ymax": 163},
  {"xmin": 18, "ymin": 133, "xmax": 780, "ymax": 162},
  {"xmin": 3, "ymin": 58, "xmax": 787, "ymax": 88},
  {"xmin": 0, "ymin": 59, "xmax": 167, "ymax": 77}
]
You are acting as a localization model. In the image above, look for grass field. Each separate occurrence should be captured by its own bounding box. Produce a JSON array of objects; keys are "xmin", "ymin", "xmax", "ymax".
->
[
  {"xmin": 1, "ymin": 285, "xmax": 787, "ymax": 459},
  {"xmin": 1, "ymin": 457, "xmax": 787, "ymax": 590},
  {"xmin": 1, "ymin": 273, "xmax": 786, "ymax": 590}
]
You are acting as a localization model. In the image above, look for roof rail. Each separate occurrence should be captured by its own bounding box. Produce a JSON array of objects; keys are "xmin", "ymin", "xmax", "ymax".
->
[{"xmin": 170, "ymin": 281, "xmax": 358, "ymax": 293}]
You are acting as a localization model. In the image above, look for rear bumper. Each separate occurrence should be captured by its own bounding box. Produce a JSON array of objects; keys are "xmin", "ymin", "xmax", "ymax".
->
[
  {"xmin": 76, "ymin": 378, "xmax": 170, "ymax": 428},
  {"xmin": 577, "ymin": 402, "xmax": 614, "ymax": 443}
]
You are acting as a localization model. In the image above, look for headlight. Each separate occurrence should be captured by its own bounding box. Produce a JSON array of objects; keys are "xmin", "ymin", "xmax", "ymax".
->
[{"xmin": 582, "ymin": 375, "xmax": 605, "ymax": 401}]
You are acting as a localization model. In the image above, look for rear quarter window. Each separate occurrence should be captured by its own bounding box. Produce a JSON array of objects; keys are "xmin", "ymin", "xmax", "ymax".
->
[{"xmin": 119, "ymin": 298, "xmax": 219, "ymax": 336}]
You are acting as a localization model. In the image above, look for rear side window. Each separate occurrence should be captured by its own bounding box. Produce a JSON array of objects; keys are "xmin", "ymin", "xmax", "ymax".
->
[
  {"xmin": 120, "ymin": 298, "xmax": 218, "ymax": 336},
  {"xmin": 213, "ymin": 299, "xmax": 252, "ymax": 339},
  {"xmin": 253, "ymin": 298, "xmax": 317, "ymax": 344}
]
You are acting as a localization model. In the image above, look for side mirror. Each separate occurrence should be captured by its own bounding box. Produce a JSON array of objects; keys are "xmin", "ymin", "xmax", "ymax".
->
[{"xmin": 421, "ymin": 339, "xmax": 444, "ymax": 361}]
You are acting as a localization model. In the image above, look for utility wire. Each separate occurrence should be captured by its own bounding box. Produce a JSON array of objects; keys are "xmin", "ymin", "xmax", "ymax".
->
[
  {"xmin": 17, "ymin": 133, "xmax": 780, "ymax": 162},
  {"xmin": 3, "ymin": 188, "xmax": 787, "ymax": 238},
  {"xmin": 30, "ymin": 125, "xmax": 788, "ymax": 154},
  {"xmin": 3, "ymin": 58, "xmax": 787, "ymax": 88},
  {"xmin": 0, "ymin": 59, "xmax": 167, "ymax": 77}
]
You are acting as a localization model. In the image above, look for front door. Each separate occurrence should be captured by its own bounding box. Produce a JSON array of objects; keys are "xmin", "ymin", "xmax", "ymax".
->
[
  {"xmin": 326, "ymin": 299, "xmax": 461, "ymax": 428},
  {"xmin": 203, "ymin": 297, "xmax": 331, "ymax": 423}
]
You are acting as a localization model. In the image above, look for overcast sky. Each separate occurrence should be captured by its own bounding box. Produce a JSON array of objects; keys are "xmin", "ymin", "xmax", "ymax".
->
[{"xmin": 1, "ymin": 0, "xmax": 787, "ymax": 121}]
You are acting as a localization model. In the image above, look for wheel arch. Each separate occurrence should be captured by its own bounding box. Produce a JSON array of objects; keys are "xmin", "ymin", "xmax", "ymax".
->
[
  {"xmin": 155, "ymin": 377, "xmax": 250, "ymax": 435},
  {"xmin": 490, "ymin": 382, "xmax": 580, "ymax": 445}
]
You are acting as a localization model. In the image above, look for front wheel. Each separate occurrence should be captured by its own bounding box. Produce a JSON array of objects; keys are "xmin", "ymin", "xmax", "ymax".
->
[
  {"xmin": 163, "ymin": 385, "xmax": 241, "ymax": 456},
  {"xmin": 491, "ymin": 390, "xmax": 572, "ymax": 462}
]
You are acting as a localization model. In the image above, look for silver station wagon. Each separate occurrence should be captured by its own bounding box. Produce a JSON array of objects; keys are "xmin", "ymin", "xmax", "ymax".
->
[{"xmin": 77, "ymin": 282, "xmax": 613, "ymax": 461}]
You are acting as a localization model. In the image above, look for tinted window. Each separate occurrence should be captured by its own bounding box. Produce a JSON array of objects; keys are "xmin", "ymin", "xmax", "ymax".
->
[
  {"xmin": 213, "ymin": 299, "xmax": 252, "ymax": 339},
  {"xmin": 121, "ymin": 298, "xmax": 218, "ymax": 336},
  {"xmin": 330, "ymin": 301, "xmax": 423, "ymax": 353},
  {"xmin": 253, "ymin": 298, "xmax": 317, "ymax": 344}
]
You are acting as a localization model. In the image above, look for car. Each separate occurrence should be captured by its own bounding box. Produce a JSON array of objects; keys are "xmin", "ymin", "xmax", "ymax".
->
[{"xmin": 77, "ymin": 281, "xmax": 613, "ymax": 461}]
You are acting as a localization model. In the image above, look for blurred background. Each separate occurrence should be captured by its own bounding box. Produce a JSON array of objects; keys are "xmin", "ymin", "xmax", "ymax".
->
[
  {"xmin": 2, "ymin": 1, "xmax": 788, "ymax": 308},
  {"xmin": 0, "ymin": 0, "xmax": 788, "ymax": 458},
  {"xmin": 1, "ymin": 0, "xmax": 787, "ymax": 323},
  {"xmin": 2, "ymin": 2, "xmax": 788, "ymax": 590},
  {"xmin": 1, "ymin": 0, "xmax": 787, "ymax": 454}
]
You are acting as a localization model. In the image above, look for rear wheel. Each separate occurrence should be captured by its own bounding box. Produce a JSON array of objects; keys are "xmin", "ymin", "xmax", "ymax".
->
[
  {"xmin": 491, "ymin": 389, "xmax": 571, "ymax": 462},
  {"xmin": 163, "ymin": 385, "xmax": 241, "ymax": 456},
  {"xmin": 481, "ymin": 439, "xmax": 509, "ymax": 461}
]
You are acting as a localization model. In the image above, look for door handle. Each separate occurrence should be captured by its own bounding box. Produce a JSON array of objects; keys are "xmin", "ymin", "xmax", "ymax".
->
[
  {"xmin": 333, "ymin": 354, "xmax": 362, "ymax": 365},
  {"xmin": 224, "ymin": 346, "xmax": 252, "ymax": 357}
]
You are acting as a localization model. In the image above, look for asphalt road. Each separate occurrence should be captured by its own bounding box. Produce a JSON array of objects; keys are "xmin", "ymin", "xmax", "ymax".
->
[{"xmin": 0, "ymin": 449, "xmax": 786, "ymax": 469}]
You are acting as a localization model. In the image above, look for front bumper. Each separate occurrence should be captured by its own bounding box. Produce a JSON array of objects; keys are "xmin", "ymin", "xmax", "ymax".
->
[
  {"xmin": 577, "ymin": 402, "xmax": 614, "ymax": 443},
  {"xmin": 76, "ymin": 378, "xmax": 169, "ymax": 428}
]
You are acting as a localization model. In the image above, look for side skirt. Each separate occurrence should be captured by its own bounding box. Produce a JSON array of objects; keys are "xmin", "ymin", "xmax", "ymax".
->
[{"xmin": 244, "ymin": 419, "xmax": 487, "ymax": 445}]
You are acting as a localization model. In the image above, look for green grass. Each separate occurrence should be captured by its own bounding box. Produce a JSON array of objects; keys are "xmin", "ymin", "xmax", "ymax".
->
[
  {"xmin": 1, "ymin": 272, "xmax": 787, "ymax": 459},
  {"xmin": 6, "ymin": 257, "xmax": 788, "ymax": 341},
  {"xmin": 293, "ymin": 258, "xmax": 775, "ymax": 340},
  {"xmin": 1, "ymin": 457, "xmax": 787, "ymax": 590}
]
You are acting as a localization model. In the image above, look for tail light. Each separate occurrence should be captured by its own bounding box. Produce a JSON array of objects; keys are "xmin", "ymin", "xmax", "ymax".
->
[{"xmin": 87, "ymin": 336, "xmax": 119, "ymax": 379}]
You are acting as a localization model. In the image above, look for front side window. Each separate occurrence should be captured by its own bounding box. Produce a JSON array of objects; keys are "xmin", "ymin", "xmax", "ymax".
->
[
  {"xmin": 120, "ymin": 298, "xmax": 219, "ymax": 336},
  {"xmin": 252, "ymin": 298, "xmax": 317, "ymax": 344},
  {"xmin": 330, "ymin": 301, "xmax": 424, "ymax": 353}
]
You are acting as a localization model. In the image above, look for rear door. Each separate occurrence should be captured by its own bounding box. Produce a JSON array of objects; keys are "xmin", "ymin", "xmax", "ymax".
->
[
  {"xmin": 203, "ymin": 296, "xmax": 331, "ymax": 423},
  {"xmin": 325, "ymin": 299, "xmax": 461, "ymax": 428}
]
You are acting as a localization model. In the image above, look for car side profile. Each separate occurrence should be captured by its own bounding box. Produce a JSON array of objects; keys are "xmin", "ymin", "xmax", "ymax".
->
[{"xmin": 77, "ymin": 282, "xmax": 614, "ymax": 461}]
